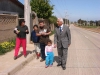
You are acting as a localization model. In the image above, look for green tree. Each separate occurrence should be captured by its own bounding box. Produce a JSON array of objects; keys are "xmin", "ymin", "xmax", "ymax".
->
[
  {"xmin": 30, "ymin": 0, "xmax": 54, "ymax": 19},
  {"xmin": 78, "ymin": 19, "xmax": 82, "ymax": 25},
  {"xmin": 49, "ymin": 16, "xmax": 57, "ymax": 24},
  {"xmin": 90, "ymin": 20, "xmax": 94, "ymax": 26},
  {"xmin": 78, "ymin": 19, "xmax": 86, "ymax": 25}
]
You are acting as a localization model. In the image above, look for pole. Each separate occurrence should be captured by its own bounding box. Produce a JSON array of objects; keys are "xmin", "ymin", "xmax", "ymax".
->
[
  {"xmin": 65, "ymin": 12, "xmax": 67, "ymax": 25},
  {"xmin": 24, "ymin": 0, "xmax": 31, "ymax": 44}
]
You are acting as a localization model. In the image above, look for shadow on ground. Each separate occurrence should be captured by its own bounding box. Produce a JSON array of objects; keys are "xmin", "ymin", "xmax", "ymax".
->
[{"xmin": 17, "ymin": 50, "xmax": 35, "ymax": 58}]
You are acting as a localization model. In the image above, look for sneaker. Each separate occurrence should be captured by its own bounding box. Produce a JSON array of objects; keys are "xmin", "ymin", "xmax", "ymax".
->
[
  {"xmin": 62, "ymin": 67, "xmax": 66, "ymax": 70},
  {"xmin": 24, "ymin": 55, "xmax": 27, "ymax": 58},
  {"xmin": 57, "ymin": 64, "xmax": 62, "ymax": 67},
  {"xmin": 45, "ymin": 65, "xmax": 48, "ymax": 68},
  {"xmin": 49, "ymin": 65, "xmax": 53, "ymax": 67},
  {"xmin": 36, "ymin": 54, "xmax": 40, "ymax": 59},
  {"xmin": 14, "ymin": 56, "xmax": 17, "ymax": 60},
  {"xmin": 37, "ymin": 56, "xmax": 39, "ymax": 59}
]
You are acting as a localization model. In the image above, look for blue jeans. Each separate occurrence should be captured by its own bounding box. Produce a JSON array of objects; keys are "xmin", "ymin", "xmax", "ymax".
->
[
  {"xmin": 45, "ymin": 52, "xmax": 54, "ymax": 66},
  {"xmin": 40, "ymin": 43, "xmax": 46, "ymax": 60}
]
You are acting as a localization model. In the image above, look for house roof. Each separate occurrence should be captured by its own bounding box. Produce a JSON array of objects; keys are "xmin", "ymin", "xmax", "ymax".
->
[
  {"xmin": 0, "ymin": 0, "xmax": 24, "ymax": 9},
  {"xmin": 10, "ymin": 0, "xmax": 24, "ymax": 9}
]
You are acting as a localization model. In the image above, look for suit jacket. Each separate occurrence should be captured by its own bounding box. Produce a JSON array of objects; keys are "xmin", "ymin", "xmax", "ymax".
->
[{"xmin": 54, "ymin": 25, "xmax": 71, "ymax": 48}]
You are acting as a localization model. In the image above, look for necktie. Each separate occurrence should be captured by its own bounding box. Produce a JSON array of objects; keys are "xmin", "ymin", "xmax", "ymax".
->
[{"xmin": 60, "ymin": 27, "xmax": 62, "ymax": 32}]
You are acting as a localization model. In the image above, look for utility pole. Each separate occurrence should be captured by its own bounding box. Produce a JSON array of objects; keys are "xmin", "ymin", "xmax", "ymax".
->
[
  {"xmin": 24, "ymin": 0, "xmax": 31, "ymax": 44},
  {"xmin": 66, "ymin": 15, "xmax": 69, "ymax": 25},
  {"xmin": 65, "ymin": 11, "xmax": 69, "ymax": 26},
  {"xmin": 65, "ymin": 12, "xmax": 67, "ymax": 25}
]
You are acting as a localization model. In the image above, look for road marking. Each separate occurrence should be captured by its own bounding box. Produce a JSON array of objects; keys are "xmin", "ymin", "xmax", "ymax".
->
[{"xmin": 85, "ymin": 36, "xmax": 88, "ymax": 38}]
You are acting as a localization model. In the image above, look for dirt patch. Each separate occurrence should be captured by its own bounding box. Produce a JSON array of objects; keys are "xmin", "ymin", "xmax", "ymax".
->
[
  {"xmin": 76, "ymin": 25, "xmax": 100, "ymax": 34},
  {"xmin": 84, "ymin": 27, "xmax": 100, "ymax": 34}
]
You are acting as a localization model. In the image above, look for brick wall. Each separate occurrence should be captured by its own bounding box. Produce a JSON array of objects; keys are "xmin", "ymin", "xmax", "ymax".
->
[{"xmin": 0, "ymin": 14, "xmax": 18, "ymax": 43}]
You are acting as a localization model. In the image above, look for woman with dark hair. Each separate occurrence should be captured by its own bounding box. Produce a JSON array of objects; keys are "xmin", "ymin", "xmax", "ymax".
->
[{"xmin": 14, "ymin": 19, "xmax": 29, "ymax": 60}]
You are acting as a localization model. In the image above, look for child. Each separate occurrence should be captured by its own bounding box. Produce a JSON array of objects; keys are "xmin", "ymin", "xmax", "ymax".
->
[
  {"xmin": 45, "ymin": 39, "xmax": 55, "ymax": 68},
  {"xmin": 31, "ymin": 25, "xmax": 40, "ymax": 59}
]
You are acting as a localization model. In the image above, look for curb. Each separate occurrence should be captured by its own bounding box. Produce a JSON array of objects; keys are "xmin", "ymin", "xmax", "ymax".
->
[{"xmin": 0, "ymin": 53, "xmax": 36, "ymax": 75}]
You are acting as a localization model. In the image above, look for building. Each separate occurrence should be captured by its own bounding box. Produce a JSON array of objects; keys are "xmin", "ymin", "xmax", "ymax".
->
[
  {"xmin": 0, "ymin": 0, "xmax": 24, "ymax": 18},
  {"xmin": 0, "ymin": 0, "xmax": 24, "ymax": 43}
]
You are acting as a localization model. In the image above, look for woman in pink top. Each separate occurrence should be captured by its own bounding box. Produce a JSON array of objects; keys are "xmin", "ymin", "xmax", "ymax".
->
[{"xmin": 45, "ymin": 39, "xmax": 55, "ymax": 68}]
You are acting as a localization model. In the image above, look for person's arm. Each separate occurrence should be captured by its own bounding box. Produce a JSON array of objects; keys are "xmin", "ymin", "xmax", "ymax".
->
[
  {"xmin": 14, "ymin": 28, "xmax": 17, "ymax": 34},
  {"xmin": 45, "ymin": 31, "xmax": 51, "ymax": 35},
  {"xmin": 14, "ymin": 26, "xmax": 19, "ymax": 34},
  {"xmin": 46, "ymin": 27, "xmax": 51, "ymax": 35},
  {"xmin": 66, "ymin": 26, "xmax": 71, "ymax": 47},
  {"xmin": 30, "ymin": 31, "xmax": 33, "ymax": 43},
  {"xmin": 45, "ymin": 46, "xmax": 48, "ymax": 56},
  {"xmin": 52, "ymin": 44, "xmax": 56, "ymax": 48},
  {"xmin": 30, "ymin": 32, "xmax": 33, "ymax": 41},
  {"xmin": 42, "ymin": 27, "xmax": 51, "ymax": 36},
  {"xmin": 25, "ymin": 26, "xmax": 29, "ymax": 34},
  {"xmin": 36, "ymin": 29, "xmax": 42, "ymax": 36},
  {"xmin": 36, "ymin": 33, "xmax": 41, "ymax": 36},
  {"xmin": 54, "ymin": 28, "xmax": 57, "ymax": 47}
]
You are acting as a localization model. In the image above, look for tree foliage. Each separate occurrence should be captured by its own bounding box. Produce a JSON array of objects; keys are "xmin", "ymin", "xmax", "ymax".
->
[
  {"xmin": 30, "ymin": 0, "xmax": 54, "ymax": 19},
  {"xmin": 77, "ymin": 19, "xmax": 100, "ymax": 26},
  {"xmin": 49, "ymin": 16, "xmax": 57, "ymax": 23}
]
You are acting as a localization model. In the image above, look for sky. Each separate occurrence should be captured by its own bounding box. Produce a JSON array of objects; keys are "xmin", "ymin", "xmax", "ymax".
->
[{"xmin": 19, "ymin": 0, "xmax": 100, "ymax": 21}]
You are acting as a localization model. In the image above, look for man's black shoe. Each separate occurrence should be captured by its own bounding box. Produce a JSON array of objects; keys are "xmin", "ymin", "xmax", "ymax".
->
[
  {"xmin": 57, "ymin": 64, "xmax": 62, "ymax": 67},
  {"xmin": 40, "ymin": 59, "xmax": 45, "ymax": 62},
  {"xmin": 62, "ymin": 67, "xmax": 66, "ymax": 70}
]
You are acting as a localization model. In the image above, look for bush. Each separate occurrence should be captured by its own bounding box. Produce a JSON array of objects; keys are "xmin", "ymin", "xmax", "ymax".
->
[{"xmin": 0, "ymin": 39, "xmax": 15, "ymax": 55}]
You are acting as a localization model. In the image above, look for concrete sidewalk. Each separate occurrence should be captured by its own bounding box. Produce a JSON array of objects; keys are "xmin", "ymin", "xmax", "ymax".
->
[{"xmin": 0, "ymin": 43, "xmax": 36, "ymax": 75}]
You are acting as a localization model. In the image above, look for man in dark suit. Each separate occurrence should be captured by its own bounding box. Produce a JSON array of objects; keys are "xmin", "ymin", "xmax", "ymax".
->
[{"xmin": 54, "ymin": 18, "xmax": 71, "ymax": 70}]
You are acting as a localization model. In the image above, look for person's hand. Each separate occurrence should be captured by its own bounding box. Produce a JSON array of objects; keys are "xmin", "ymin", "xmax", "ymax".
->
[
  {"xmin": 41, "ymin": 33, "xmax": 44, "ymax": 35},
  {"xmin": 16, "ymin": 30, "xmax": 20, "ymax": 34},
  {"xmin": 41, "ymin": 32, "xmax": 43, "ymax": 35},
  {"xmin": 30, "ymin": 41, "xmax": 33, "ymax": 44},
  {"xmin": 54, "ymin": 44, "xmax": 57, "ymax": 48},
  {"xmin": 43, "ymin": 33, "xmax": 47, "ymax": 36},
  {"xmin": 68, "ymin": 44, "xmax": 70, "ymax": 47},
  {"xmin": 26, "ymin": 30, "xmax": 28, "ymax": 32},
  {"xmin": 41, "ymin": 32, "xmax": 46, "ymax": 36},
  {"xmin": 39, "ymin": 33, "xmax": 42, "ymax": 36}
]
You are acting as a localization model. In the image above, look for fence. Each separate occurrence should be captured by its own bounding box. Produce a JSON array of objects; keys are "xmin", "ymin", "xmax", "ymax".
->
[{"xmin": 0, "ymin": 14, "xmax": 18, "ymax": 43}]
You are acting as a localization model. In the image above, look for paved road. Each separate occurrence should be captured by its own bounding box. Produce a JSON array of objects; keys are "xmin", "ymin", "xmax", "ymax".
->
[{"xmin": 14, "ymin": 25, "xmax": 100, "ymax": 75}]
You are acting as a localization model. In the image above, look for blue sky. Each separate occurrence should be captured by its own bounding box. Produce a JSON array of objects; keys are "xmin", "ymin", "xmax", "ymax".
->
[{"xmin": 19, "ymin": 0, "xmax": 100, "ymax": 21}]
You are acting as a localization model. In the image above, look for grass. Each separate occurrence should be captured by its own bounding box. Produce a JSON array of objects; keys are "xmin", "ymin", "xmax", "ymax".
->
[{"xmin": 78, "ymin": 25, "xmax": 99, "ymax": 28}]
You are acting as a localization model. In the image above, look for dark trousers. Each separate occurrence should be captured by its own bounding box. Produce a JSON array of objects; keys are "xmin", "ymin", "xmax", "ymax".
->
[
  {"xmin": 57, "ymin": 47, "xmax": 68, "ymax": 67},
  {"xmin": 40, "ymin": 43, "xmax": 46, "ymax": 60}
]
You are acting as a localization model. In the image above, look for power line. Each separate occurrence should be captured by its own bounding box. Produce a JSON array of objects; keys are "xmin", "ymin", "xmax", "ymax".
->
[{"xmin": 50, "ymin": 0, "xmax": 63, "ymax": 18}]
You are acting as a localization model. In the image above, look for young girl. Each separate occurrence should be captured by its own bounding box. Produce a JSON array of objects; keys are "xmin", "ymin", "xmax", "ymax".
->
[
  {"xmin": 45, "ymin": 39, "xmax": 55, "ymax": 68},
  {"xmin": 31, "ymin": 25, "xmax": 40, "ymax": 59}
]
